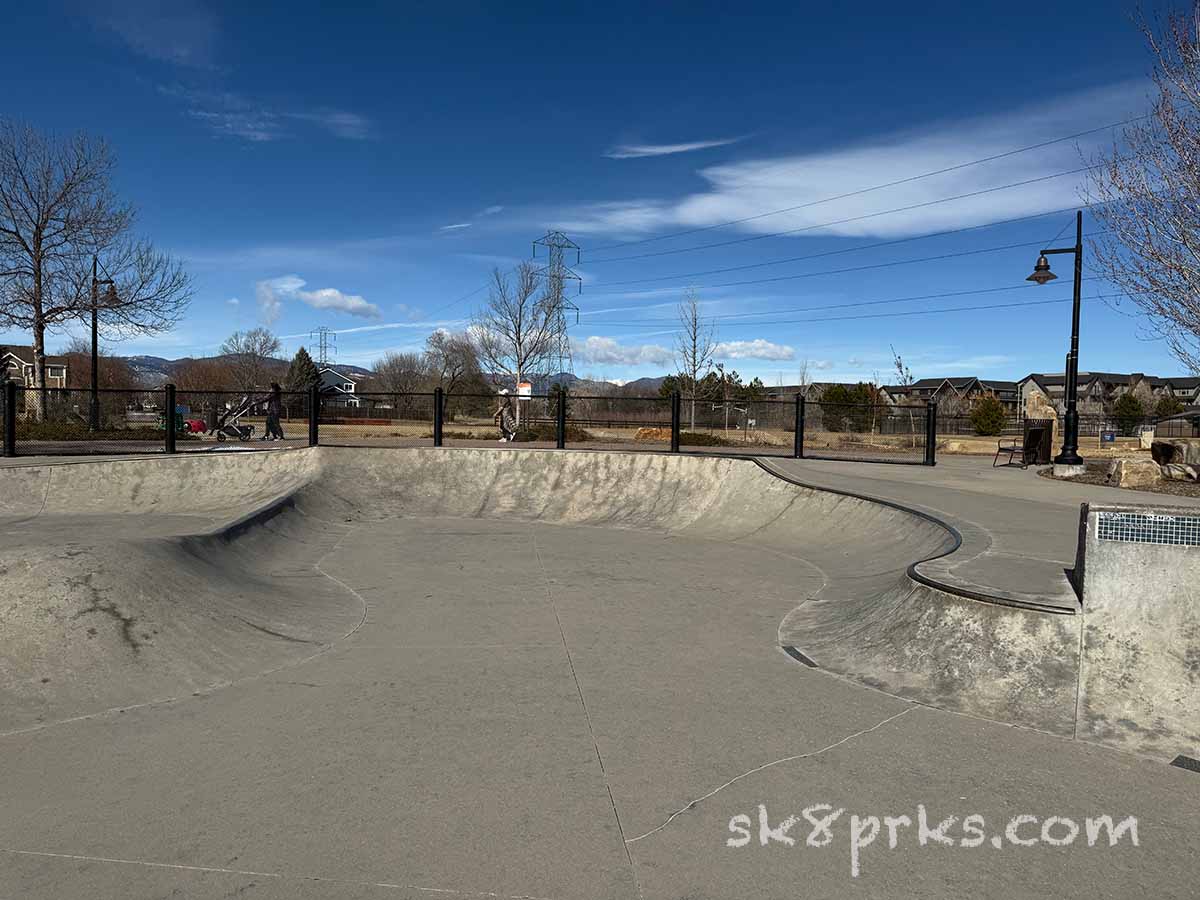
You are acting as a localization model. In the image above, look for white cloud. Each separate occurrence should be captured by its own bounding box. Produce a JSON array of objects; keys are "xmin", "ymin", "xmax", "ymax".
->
[
  {"xmin": 439, "ymin": 223, "xmax": 472, "ymax": 231},
  {"xmin": 87, "ymin": 0, "xmax": 218, "ymax": 67},
  {"xmin": 715, "ymin": 339, "xmax": 795, "ymax": 361},
  {"xmin": 604, "ymin": 136, "xmax": 747, "ymax": 159},
  {"xmin": 572, "ymin": 336, "xmax": 672, "ymax": 367},
  {"xmin": 810, "ymin": 359, "xmax": 833, "ymax": 370},
  {"xmin": 564, "ymin": 82, "xmax": 1146, "ymax": 240},
  {"xmin": 159, "ymin": 85, "xmax": 370, "ymax": 142},
  {"xmin": 255, "ymin": 274, "xmax": 382, "ymax": 323},
  {"xmin": 226, "ymin": 297, "xmax": 239, "ymax": 306},
  {"xmin": 283, "ymin": 110, "xmax": 370, "ymax": 140},
  {"xmin": 479, "ymin": 205, "xmax": 505, "ymax": 216}
]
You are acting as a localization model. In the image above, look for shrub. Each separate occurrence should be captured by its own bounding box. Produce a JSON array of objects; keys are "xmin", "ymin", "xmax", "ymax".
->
[
  {"xmin": 1112, "ymin": 393, "xmax": 1145, "ymax": 435},
  {"xmin": 10, "ymin": 422, "xmax": 194, "ymax": 442},
  {"xmin": 819, "ymin": 383, "xmax": 876, "ymax": 433},
  {"xmin": 1154, "ymin": 394, "xmax": 1184, "ymax": 419},
  {"xmin": 969, "ymin": 393, "xmax": 1007, "ymax": 436},
  {"xmin": 678, "ymin": 431, "xmax": 731, "ymax": 446},
  {"xmin": 511, "ymin": 423, "xmax": 593, "ymax": 442}
]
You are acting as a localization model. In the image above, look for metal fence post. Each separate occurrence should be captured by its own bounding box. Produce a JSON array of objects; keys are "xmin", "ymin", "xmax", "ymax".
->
[
  {"xmin": 433, "ymin": 387, "xmax": 444, "ymax": 447},
  {"xmin": 308, "ymin": 385, "xmax": 320, "ymax": 446},
  {"xmin": 670, "ymin": 391, "xmax": 681, "ymax": 453},
  {"xmin": 164, "ymin": 384, "xmax": 177, "ymax": 454},
  {"xmin": 925, "ymin": 399, "xmax": 937, "ymax": 466},
  {"xmin": 794, "ymin": 394, "xmax": 805, "ymax": 459},
  {"xmin": 2, "ymin": 380, "xmax": 16, "ymax": 457},
  {"xmin": 555, "ymin": 387, "xmax": 566, "ymax": 449}
]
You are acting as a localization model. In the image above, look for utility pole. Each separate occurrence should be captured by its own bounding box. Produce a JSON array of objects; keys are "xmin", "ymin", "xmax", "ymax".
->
[
  {"xmin": 310, "ymin": 326, "xmax": 336, "ymax": 369},
  {"xmin": 90, "ymin": 256, "xmax": 115, "ymax": 431},
  {"xmin": 533, "ymin": 230, "xmax": 581, "ymax": 380}
]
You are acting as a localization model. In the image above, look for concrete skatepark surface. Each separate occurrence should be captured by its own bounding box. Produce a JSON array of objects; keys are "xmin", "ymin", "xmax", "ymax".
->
[{"xmin": 1, "ymin": 447, "xmax": 1197, "ymax": 899}]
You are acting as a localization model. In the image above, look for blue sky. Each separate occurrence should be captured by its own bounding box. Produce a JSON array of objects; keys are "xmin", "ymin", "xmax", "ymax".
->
[{"xmin": 2, "ymin": 0, "xmax": 1189, "ymax": 383}]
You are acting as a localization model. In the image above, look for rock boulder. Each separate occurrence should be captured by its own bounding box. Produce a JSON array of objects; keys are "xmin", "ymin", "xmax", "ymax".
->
[
  {"xmin": 1161, "ymin": 463, "xmax": 1200, "ymax": 482},
  {"xmin": 1152, "ymin": 438, "xmax": 1200, "ymax": 465},
  {"xmin": 1106, "ymin": 458, "xmax": 1163, "ymax": 490}
]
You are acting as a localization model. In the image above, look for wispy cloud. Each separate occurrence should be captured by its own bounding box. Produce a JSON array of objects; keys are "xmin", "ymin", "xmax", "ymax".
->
[
  {"xmin": 255, "ymin": 274, "xmax": 382, "ymax": 324},
  {"xmin": 604, "ymin": 136, "xmax": 747, "ymax": 159},
  {"xmin": 439, "ymin": 223, "xmax": 472, "ymax": 232},
  {"xmin": 283, "ymin": 109, "xmax": 371, "ymax": 140},
  {"xmin": 85, "ymin": 0, "xmax": 219, "ymax": 67},
  {"xmin": 715, "ymin": 339, "xmax": 795, "ymax": 361},
  {"xmin": 572, "ymin": 336, "xmax": 672, "ymax": 367},
  {"xmin": 479, "ymin": 205, "xmax": 505, "ymax": 216},
  {"xmin": 225, "ymin": 297, "xmax": 239, "ymax": 306},
  {"xmin": 567, "ymin": 82, "xmax": 1146, "ymax": 239},
  {"xmin": 159, "ymin": 85, "xmax": 370, "ymax": 142}
]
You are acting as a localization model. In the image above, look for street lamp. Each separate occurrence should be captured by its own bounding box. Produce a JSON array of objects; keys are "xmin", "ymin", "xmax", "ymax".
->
[
  {"xmin": 1026, "ymin": 210, "xmax": 1084, "ymax": 472},
  {"xmin": 90, "ymin": 256, "xmax": 117, "ymax": 432}
]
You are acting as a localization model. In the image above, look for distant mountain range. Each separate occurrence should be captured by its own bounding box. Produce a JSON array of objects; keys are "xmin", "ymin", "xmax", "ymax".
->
[
  {"xmin": 115, "ymin": 356, "xmax": 654, "ymax": 393},
  {"xmin": 122, "ymin": 355, "xmax": 373, "ymax": 386}
]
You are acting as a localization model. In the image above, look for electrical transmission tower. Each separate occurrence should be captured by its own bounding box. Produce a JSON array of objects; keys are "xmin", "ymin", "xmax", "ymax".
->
[
  {"xmin": 532, "ymin": 230, "xmax": 581, "ymax": 379},
  {"xmin": 310, "ymin": 327, "xmax": 336, "ymax": 368}
]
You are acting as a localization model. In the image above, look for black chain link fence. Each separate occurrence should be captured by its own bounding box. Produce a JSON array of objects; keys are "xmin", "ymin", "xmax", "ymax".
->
[
  {"xmin": 802, "ymin": 400, "xmax": 930, "ymax": 463},
  {"xmin": 315, "ymin": 391, "xmax": 436, "ymax": 447}
]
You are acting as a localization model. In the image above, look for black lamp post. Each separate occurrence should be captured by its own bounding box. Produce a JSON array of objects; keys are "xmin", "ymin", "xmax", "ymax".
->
[
  {"xmin": 90, "ymin": 255, "xmax": 116, "ymax": 432},
  {"xmin": 1026, "ymin": 210, "xmax": 1084, "ymax": 468}
]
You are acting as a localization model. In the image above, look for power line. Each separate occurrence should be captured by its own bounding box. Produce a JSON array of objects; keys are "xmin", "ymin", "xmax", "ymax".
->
[
  {"xmin": 586, "ymin": 167, "xmax": 1092, "ymax": 264},
  {"xmin": 591, "ymin": 293, "xmax": 1124, "ymax": 331},
  {"xmin": 580, "ymin": 276, "xmax": 1109, "ymax": 325},
  {"xmin": 581, "ymin": 114, "xmax": 1147, "ymax": 254},
  {"xmin": 592, "ymin": 206, "xmax": 1084, "ymax": 287},
  {"xmin": 584, "ymin": 233, "xmax": 1104, "ymax": 298}
]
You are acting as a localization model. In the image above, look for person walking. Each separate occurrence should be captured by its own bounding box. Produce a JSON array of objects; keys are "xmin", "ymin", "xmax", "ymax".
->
[
  {"xmin": 263, "ymin": 382, "xmax": 285, "ymax": 441},
  {"xmin": 494, "ymin": 389, "xmax": 517, "ymax": 442}
]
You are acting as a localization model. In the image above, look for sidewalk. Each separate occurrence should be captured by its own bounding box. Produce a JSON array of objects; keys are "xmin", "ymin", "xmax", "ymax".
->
[{"xmin": 760, "ymin": 455, "xmax": 1200, "ymax": 613}]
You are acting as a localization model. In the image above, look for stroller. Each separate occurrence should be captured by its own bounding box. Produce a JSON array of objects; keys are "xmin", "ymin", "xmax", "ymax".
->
[{"xmin": 209, "ymin": 394, "xmax": 257, "ymax": 442}]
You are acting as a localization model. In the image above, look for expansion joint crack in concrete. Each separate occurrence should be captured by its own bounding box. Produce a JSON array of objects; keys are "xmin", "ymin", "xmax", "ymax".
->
[
  {"xmin": 625, "ymin": 706, "xmax": 915, "ymax": 844},
  {"xmin": 531, "ymin": 533, "xmax": 644, "ymax": 900},
  {"xmin": 0, "ymin": 849, "xmax": 558, "ymax": 900}
]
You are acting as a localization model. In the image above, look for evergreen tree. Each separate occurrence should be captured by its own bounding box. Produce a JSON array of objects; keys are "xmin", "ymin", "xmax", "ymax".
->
[
  {"xmin": 969, "ymin": 393, "xmax": 1007, "ymax": 436},
  {"xmin": 286, "ymin": 346, "xmax": 322, "ymax": 392},
  {"xmin": 1154, "ymin": 394, "xmax": 1184, "ymax": 419},
  {"xmin": 1113, "ymin": 393, "xmax": 1146, "ymax": 436}
]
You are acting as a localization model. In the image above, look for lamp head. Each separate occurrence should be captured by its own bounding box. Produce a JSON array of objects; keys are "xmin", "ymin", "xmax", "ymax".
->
[{"xmin": 1027, "ymin": 254, "xmax": 1057, "ymax": 285}]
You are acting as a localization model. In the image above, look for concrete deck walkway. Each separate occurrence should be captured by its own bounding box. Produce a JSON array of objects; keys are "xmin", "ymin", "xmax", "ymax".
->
[{"xmin": 762, "ymin": 455, "xmax": 1200, "ymax": 613}]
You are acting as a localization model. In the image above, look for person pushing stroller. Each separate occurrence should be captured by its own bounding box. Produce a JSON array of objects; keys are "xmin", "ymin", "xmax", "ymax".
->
[
  {"xmin": 494, "ymin": 389, "xmax": 517, "ymax": 442},
  {"xmin": 261, "ymin": 382, "xmax": 285, "ymax": 441}
]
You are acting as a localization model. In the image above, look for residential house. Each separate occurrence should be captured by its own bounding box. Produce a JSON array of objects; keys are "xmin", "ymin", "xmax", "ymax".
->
[
  {"xmin": 885, "ymin": 377, "xmax": 1020, "ymax": 414},
  {"xmin": 318, "ymin": 366, "xmax": 363, "ymax": 408},
  {"xmin": 0, "ymin": 345, "xmax": 69, "ymax": 388},
  {"xmin": 1019, "ymin": 372, "xmax": 1196, "ymax": 415}
]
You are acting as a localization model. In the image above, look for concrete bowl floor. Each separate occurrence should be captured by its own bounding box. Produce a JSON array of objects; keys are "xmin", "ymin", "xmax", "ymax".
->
[{"xmin": 0, "ymin": 447, "xmax": 1196, "ymax": 900}]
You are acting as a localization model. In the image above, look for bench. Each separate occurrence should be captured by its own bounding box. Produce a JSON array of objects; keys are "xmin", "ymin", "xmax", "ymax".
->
[{"xmin": 994, "ymin": 422, "xmax": 1051, "ymax": 469}]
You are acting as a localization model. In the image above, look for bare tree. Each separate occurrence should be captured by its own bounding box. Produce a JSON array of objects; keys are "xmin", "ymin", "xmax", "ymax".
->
[
  {"xmin": 0, "ymin": 122, "xmax": 192, "ymax": 414},
  {"xmin": 796, "ymin": 358, "xmax": 812, "ymax": 397},
  {"xmin": 373, "ymin": 351, "xmax": 430, "ymax": 394},
  {"xmin": 469, "ymin": 264, "xmax": 556, "ymax": 426},
  {"xmin": 891, "ymin": 345, "xmax": 918, "ymax": 446},
  {"xmin": 673, "ymin": 287, "xmax": 716, "ymax": 429},
  {"xmin": 220, "ymin": 328, "xmax": 282, "ymax": 391},
  {"xmin": 1087, "ymin": 10, "xmax": 1200, "ymax": 373},
  {"xmin": 61, "ymin": 336, "xmax": 139, "ymax": 390},
  {"xmin": 424, "ymin": 329, "xmax": 480, "ymax": 395}
]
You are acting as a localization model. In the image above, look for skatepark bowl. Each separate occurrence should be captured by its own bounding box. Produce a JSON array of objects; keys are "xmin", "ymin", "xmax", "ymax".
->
[{"xmin": 1, "ymin": 446, "xmax": 1197, "ymax": 899}]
